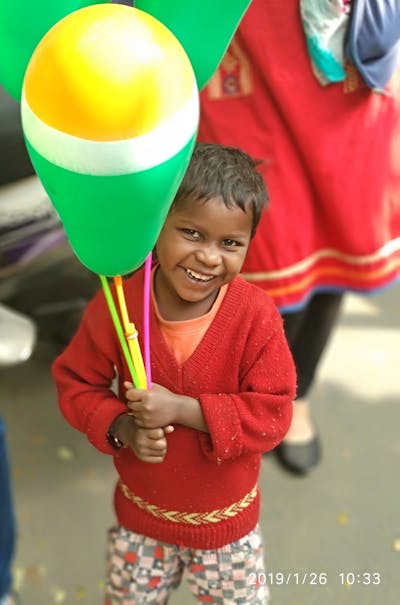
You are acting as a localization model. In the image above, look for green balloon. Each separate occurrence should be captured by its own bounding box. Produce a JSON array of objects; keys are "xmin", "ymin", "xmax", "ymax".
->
[
  {"xmin": 0, "ymin": 0, "xmax": 110, "ymax": 100},
  {"xmin": 24, "ymin": 136, "xmax": 196, "ymax": 276},
  {"xmin": 135, "ymin": 0, "xmax": 251, "ymax": 89}
]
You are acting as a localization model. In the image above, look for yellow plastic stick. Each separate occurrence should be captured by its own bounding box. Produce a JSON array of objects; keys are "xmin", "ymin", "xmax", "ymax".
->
[
  {"xmin": 128, "ymin": 336, "xmax": 147, "ymax": 389},
  {"xmin": 114, "ymin": 276, "xmax": 147, "ymax": 388},
  {"xmin": 114, "ymin": 276, "xmax": 147, "ymax": 389},
  {"xmin": 99, "ymin": 275, "xmax": 140, "ymax": 388}
]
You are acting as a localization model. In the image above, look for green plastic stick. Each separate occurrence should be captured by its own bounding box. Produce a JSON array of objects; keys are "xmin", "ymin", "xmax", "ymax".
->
[{"xmin": 99, "ymin": 275, "xmax": 140, "ymax": 388}]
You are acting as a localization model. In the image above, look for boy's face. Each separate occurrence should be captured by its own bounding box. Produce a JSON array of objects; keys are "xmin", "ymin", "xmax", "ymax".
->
[{"xmin": 155, "ymin": 196, "xmax": 253, "ymax": 318}]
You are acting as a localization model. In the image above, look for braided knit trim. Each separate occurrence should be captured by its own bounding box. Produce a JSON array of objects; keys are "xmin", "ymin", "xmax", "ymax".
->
[{"xmin": 118, "ymin": 480, "xmax": 258, "ymax": 525}]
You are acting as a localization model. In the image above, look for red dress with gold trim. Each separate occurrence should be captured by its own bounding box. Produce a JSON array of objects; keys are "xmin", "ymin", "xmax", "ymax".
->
[{"xmin": 198, "ymin": 0, "xmax": 400, "ymax": 311}]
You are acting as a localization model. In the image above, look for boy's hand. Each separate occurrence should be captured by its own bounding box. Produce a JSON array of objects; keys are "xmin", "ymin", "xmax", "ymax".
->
[
  {"xmin": 124, "ymin": 382, "xmax": 182, "ymax": 429},
  {"xmin": 132, "ymin": 426, "xmax": 173, "ymax": 464},
  {"xmin": 112, "ymin": 414, "xmax": 174, "ymax": 464}
]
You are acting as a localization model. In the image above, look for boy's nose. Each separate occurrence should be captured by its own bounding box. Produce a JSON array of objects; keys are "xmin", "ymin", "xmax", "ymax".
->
[{"xmin": 195, "ymin": 245, "xmax": 221, "ymax": 267}]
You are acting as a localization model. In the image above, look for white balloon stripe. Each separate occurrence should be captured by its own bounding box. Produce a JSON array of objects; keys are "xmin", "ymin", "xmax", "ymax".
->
[{"xmin": 21, "ymin": 85, "xmax": 199, "ymax": 175}]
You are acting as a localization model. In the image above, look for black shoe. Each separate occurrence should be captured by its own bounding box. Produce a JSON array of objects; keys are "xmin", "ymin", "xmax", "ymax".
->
[{"xmin": 275, "ymin": 434, "xmax": 321, "ymax": 475}]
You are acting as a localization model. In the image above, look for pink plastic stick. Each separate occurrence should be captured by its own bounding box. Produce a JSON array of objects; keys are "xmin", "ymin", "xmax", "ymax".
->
[{"xmin": 143, "ymin": 252, "xmax": 152, "ymax": 387}]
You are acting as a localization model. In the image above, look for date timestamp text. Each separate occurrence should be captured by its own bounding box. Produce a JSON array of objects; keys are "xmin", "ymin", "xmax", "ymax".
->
[{"xmin": 249, "ymin": 571, "xmax": 382, "ymax": 586}]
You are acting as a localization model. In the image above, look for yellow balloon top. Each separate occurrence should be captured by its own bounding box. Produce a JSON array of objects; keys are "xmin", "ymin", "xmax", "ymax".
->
[{"xmin": 23, "ymin": 4, "xmax": 195, "ymax": 141}]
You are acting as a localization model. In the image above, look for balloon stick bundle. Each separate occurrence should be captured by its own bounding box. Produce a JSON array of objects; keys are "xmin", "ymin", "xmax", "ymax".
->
[{"xmin": 99, "ymin": 257, "xmax": 152, "ymax": 390}]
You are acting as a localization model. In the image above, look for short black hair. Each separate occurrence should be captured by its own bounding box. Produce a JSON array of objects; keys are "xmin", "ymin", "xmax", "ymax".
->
[{"xmin": 171, "ymin": 142, "xmax": 268, "ymax": 237}]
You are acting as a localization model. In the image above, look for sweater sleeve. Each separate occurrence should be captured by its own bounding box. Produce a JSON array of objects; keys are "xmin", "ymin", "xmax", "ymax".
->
[
  {"xmin": 198, "ymin": 314, "xmax": 296, "ymax": 462},
  {"xmin": 51, "ymin": 298, "xmax": 128, "ymax": 455}
]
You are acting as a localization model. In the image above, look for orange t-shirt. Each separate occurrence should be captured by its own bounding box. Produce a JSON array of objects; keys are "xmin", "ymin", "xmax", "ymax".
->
[{"xmin": 151, "ymin": 269, "xmax": 228, "ymax": 365}]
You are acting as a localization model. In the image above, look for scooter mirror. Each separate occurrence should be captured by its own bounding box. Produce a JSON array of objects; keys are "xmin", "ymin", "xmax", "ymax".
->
[{"xmin": 0, "ymin": 303, "xmax": 36, "ymax": 366}]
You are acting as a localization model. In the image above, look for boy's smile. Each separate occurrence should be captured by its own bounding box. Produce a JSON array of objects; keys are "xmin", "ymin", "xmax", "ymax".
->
[{"xmin": 154, "ymin": 196, "xmax": 253, "ymax": 320}]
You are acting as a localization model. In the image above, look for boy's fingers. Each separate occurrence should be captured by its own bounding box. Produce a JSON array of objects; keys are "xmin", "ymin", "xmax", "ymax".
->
[
  {"xmin": 149, "ymin": 446, "xmax": 167, "ymax": 456},
  {"xmin": 141, "ymin": 456, "xmax": 165, "ymax": 464},
  {"xmin": 138, "ymin": 425, "xmax": 174, "ymax": 435},
  {"xmin": 146, "ymin": 442, "xmax": 166, "ymax": 453},
  {"xmin": 126, "ymin": 390, "xmax": 146, "ymax": 402},
  {"xmin": 145, "ymin": 428, "xmax": 165, "ymax": 440}
]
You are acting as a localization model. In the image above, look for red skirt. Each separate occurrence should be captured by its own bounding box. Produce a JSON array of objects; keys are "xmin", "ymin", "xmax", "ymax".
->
[{"xmin": 198, "ymin": 0, "xmax": 400, "ymax": 311}]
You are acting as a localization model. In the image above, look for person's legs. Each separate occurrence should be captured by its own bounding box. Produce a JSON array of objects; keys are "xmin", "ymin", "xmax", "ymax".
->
[
  {"xmin": 185, "ymin": 525, "xmax": 269, "ymax": 604},
  {"xmin": 277, "ymin": 292, "xmax": 344, "ymax": 473},
  {"xmin": 0, "ymin": 418, "xmax": 15, "ymax": 605},
  {"xmin": 284, "ymin": 291, "xmax": 344, "ymax": 399},
  {"xmin": 105, "ymin": 526, "xmax": 183, "ymax": 605}
]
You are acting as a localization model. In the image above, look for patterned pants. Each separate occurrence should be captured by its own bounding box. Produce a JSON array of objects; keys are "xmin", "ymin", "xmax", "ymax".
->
[{"xmin": 105, "ymin": 524, "xmax": 269, "ymax": 605}]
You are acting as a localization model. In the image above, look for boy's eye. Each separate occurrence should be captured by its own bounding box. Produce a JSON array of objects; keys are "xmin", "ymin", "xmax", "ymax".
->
[
  {"xmin": 223, "ymin": 239, "xmax": 240, "ymax": 248},
  {"xmin": 182, "ymin": 228, "xmax": 199, "ymax": 237},
  {"xmin": 181, "ymin": 228, "xmax": 200, "ymax": 239}
]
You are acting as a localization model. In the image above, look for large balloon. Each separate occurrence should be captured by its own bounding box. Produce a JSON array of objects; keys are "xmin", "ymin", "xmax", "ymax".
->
[
  {"xmin": 135, "ymin": 0, "xmax": 251, "ymax": 89},
  {"xmin": 21, "ymin": 3, "xmax": 199, "ymax": 276},
  {"xmin": 0, "ymin": 1, "xmax": 110, "ymax": 101}
]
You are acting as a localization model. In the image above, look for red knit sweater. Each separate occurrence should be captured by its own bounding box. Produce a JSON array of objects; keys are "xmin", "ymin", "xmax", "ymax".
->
[{"xmin": 52, "ymin": 269, "xmax": 296, "ymax": 549}]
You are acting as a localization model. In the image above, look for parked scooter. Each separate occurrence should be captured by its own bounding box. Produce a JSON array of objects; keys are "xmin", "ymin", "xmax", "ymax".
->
[
  {"xmin": 0, "ymin": 175, "xmax": 98, "ymax": 348},
  {"xmin": 0, "ymin": 85, "xmax": 98, "ymax": 350}
]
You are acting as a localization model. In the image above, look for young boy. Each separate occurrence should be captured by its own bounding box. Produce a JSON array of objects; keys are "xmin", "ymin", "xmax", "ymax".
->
[{"xmin": 52, "ymin": 143, "xmax": 296, "ymax": 604}]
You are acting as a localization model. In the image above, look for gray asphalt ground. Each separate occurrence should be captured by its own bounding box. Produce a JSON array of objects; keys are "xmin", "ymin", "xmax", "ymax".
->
[{"xmin": 1, "ymin": 284, "xmax": 399, "ymax": 605}]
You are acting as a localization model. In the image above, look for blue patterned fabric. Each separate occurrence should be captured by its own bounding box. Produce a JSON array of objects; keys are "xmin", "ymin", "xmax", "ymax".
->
[{"xmin": 345, "ymin": 0, "xmax": 400, "ymax": 91}]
